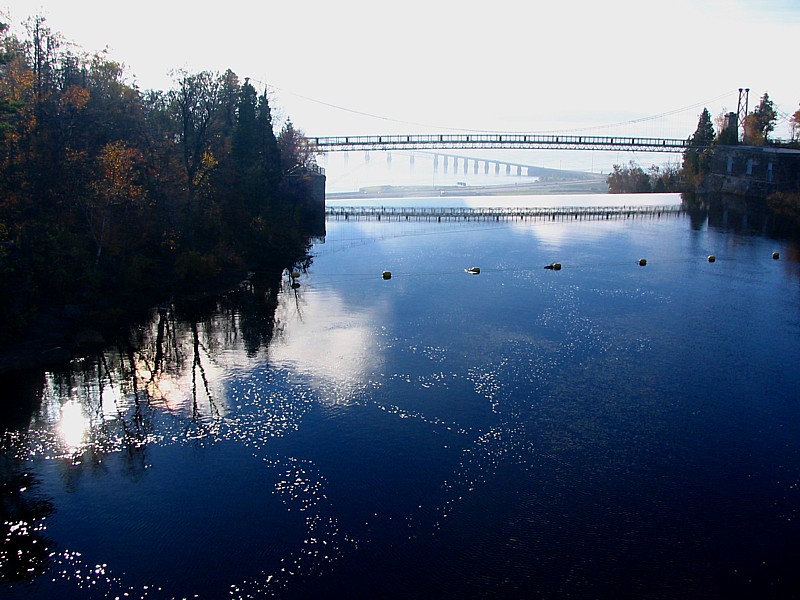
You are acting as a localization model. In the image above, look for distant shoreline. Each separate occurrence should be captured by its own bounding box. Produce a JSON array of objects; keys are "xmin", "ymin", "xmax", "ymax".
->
[{"xmin": 327, "ymin": 178, "xmax": 608, "ymax": 200}]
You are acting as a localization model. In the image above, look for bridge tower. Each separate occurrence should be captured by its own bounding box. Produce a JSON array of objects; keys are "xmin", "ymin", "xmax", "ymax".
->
[{"xmin": 737, "ymin": 88, "xmax": 750, "ymax": 140}]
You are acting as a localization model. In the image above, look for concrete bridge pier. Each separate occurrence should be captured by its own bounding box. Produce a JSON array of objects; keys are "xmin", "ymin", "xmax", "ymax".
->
[{"xmin": 400, "ymin": 152, "xmax": 551, "ymax": 182}]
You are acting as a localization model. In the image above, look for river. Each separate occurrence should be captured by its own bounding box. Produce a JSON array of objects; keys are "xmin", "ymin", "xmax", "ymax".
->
[{"xmin": 2, "ymin": 192, "xmax": 800, "ymax": 599}]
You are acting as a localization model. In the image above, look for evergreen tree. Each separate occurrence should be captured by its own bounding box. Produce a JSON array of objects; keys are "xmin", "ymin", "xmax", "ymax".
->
[
  {"xmin": 229, "ymin": 82, "xmax": 283, "ymax": 213},
  {"xmin": 232, "ymin": 78, "xmax": 258, "ymax": 170},
  {"xmin": 229, "ymin": 78, "xmax": 264, "ymax": 216},
  {"xmin": 682, "ymin": 108, "xmax": 715, "ymax": 190},
  {"xmin": 256, "ymin": 90, "xmax": 282, "ymax": 189},
  {"xmin": 690, "ymin": 108, "xmax": 715, "ymax": 147},
  {"xmin": 219, "ymin": 69, "xmax": 240, "ymax": 134}
]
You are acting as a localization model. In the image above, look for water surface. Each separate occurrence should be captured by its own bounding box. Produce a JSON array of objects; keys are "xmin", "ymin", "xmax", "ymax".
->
[{"xmin": 2, "ymin": 194, "xmax": 800, "ymax": 598}]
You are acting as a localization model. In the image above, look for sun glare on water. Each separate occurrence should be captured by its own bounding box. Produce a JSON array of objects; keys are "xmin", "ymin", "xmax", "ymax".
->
[{"xmin": 57, "ymin": 400, "xmax": 89, "ymax": 454}]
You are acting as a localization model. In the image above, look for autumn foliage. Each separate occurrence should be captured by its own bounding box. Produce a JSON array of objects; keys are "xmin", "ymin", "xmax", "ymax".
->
[{"xmin": 0, "ymin": 18, "xmax": 316, "ymax": 344}]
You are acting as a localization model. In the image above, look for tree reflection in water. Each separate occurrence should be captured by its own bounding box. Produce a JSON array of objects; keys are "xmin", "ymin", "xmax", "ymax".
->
[{"xmin": 0, "ymin": 267, "xmax": 299, "ymax": 588}]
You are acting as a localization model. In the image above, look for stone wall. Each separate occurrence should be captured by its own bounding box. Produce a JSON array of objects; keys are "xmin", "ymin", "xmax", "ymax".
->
[
  {"xmin": 284, "ymin": 166, "xmax": 326, "ymax": 237},
  {"xmin": 699, "ymin": 145, "xmax": 800, "ymax": 198}
]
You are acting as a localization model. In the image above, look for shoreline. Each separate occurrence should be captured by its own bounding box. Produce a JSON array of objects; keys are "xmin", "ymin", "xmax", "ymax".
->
[{"xmin": 326, "ymin": 178, "xmax": 608, "ymax": 200}]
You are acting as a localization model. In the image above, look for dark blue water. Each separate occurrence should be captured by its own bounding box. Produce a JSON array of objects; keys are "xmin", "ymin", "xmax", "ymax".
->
[{"xmin": 3, "ymin": 196, "xmax": 800, "ymax": 599}]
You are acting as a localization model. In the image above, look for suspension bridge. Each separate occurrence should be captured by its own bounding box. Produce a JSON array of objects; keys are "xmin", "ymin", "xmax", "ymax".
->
[
  {"xmin": 306, "ymin": 133, "xmax": 692, "ymax": 183},
  {"xmin": 302, "ymin": 90, "xmax": 763, "ymax": 193},
  {"xmin": 304, "ymin": 88, "xmax": 797, "ymax": 160},
  {"xmin": 307, "ymin": 133, "xmax": 689, "ymax": 154}
]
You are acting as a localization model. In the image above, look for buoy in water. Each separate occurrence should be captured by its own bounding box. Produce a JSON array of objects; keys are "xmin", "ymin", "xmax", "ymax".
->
[
  {"xmin": 773, "ymin": 252, "xmax": 780, "ymax": 260},
  {"xmin": 708, "ymin": 255, "xmax": 716, "ymax": 263},
  {"xmin": 544, "ymin": 262, "xmax": 562, "ymax": 271},
  {"xmin": 638, "ymin": 258, "xmax": 647, "ymax": 266},
  {"xmin": 465, "ymin": 266, "xmax": 481, "ymax": 274},
  {"xmin": 382, "ymin": 271, "xmax": 392, "ymax": 280}
]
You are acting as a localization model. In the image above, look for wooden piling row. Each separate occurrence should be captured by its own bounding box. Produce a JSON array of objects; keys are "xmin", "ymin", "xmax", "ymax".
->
[{"xmin": 325, "ymin": 205, "xmax": 684, "ymax": 222}]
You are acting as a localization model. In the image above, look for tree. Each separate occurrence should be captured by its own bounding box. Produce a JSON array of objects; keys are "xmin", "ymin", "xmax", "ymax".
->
[
  {"xmin": 682, "ymin": 108, "xmax": 715, "ymax": 190},
  {"xmin": 85, "ymin": 141, "xmax": 146, "ymax": 266},
  {"xmin": 169, "ymin": 70, "xmax": 222, "ymax": 207},
  {"xmin": 648, "ymin": 163, "xmax": 682, "ymax": 192},
  {"xmin": 256, "ymin": 89, "xmax": 282, "ymax": 189},
  {"xmin": 790, "ymin": 105, "xmax": 800, "ymax": 142},
  {"xmin": 225, "ymin": 83, "xmax": 285, "ymax": 235},
  {"xmin": 27, "ymin": 16, "xmax": 59, "ymax": 106},
  {"xmin": 691, "ymin": 108, "xmax": 715, "ymax": 148},
  {"xmin": 744, "ymin": 92, "xmax": 777, "ymax": 145},
  {"xmin": 607, "ymin": 161, "xmax": 651, "ymax": 193},
  {"xmin": 219, "ymin": 69, "xmax": 240, "ymax": 135},
  {"xmin": 82, "ymin": 53, "xmax": 146, "ymax": 153},
  {"xmin": 228, "ymin": 77, "xmax": 264, "ymax": 214},
  {"xmin": 22, "ymin": 16, "xmax": 66, "ymax": 196},
  {"xmin": 231, "ymin": 77, "xmax": 257, "ymax": 170},
  {"xmin": 277, "ymin": 119, "xmax": 316, "ymax": 173},
  {"xmin": 0, "ymin": 21, "xmax": 18, "ymax": 139}
]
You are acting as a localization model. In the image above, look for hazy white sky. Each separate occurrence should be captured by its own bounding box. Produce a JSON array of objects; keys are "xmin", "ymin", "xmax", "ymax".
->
[{"xmin": 2, "ymin": 0, "xmax": 798, "ymax": 140}]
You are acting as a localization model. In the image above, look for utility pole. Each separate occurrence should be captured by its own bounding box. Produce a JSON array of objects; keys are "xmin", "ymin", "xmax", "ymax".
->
[{"xmin": 737, "ymin": 88, "xmax": 750, "ymax": 141}]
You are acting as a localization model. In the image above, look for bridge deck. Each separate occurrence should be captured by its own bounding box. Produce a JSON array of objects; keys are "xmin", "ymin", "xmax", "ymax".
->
[{"xmin": 326, "ymin": 205, "xmax": 684, "ymax": 222}]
